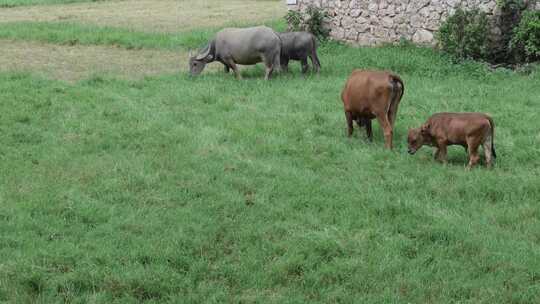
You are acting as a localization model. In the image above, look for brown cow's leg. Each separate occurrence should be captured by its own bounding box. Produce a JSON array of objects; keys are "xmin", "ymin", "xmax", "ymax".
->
[
  {"xmin": 345, "ymin": 112, "xmax": 354, "ymax": 137},
  {"xmin": 388, "ymin": 102, "xmax": 400, "ymax": 129},
  {"xmin": 376, "ymin": 114, "xmax": 393, "ymax": 149},
  {"xmin": 365, "ymin": 119, "xmax": 373, "ymax": 142}
]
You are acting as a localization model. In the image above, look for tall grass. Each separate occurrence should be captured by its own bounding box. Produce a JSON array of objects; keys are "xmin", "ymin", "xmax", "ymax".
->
[{"xmin": 1, "ymin": 40, "xmax": 540, "ymax": 302}]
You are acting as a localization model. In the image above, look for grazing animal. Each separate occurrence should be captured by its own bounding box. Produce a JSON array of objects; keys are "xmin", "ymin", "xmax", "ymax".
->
[
  {"xmin": 407, "ymin": 112, "xmax": 496, "ymax": 169},
  {"xmin": 188, "ymin": 26, "xmax": 281, "ymax": 80},
  {"xmin": 278, "ymin": 31, "xmax": 321, "ymax": 74},
  {"xmin": 341, "ymin": 70, "xmax": 405, "ymax": 149}
]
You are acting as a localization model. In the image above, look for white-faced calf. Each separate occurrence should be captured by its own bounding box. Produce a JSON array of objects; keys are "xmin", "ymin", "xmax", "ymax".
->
[{"xmin": 407, "ymin": 113, "xmax": 496, "ymax": 169}]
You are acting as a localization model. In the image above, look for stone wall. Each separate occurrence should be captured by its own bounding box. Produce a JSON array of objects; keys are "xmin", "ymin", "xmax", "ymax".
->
[{"xmin": 287, "ymin": 0, "xmax": 540, "ymax": 45}]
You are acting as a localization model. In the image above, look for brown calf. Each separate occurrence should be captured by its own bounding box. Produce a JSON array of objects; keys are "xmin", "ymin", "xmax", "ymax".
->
[
  {"xmin": 407, "ymin": 113, "xmax": 496, "ymax": 169},
  {"xmin": 341, "ymin": 70, "xmax": 404, "ymax": 149}
]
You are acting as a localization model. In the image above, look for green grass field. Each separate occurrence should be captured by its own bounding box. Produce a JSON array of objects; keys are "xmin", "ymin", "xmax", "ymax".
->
[{"xmin": 1, "ymin": 1, "xmax": 540, "ymax": 303}]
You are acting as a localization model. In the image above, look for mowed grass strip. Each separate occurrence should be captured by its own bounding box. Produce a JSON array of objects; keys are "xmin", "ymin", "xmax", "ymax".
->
[
  {"xmin": 0, "ymin": 20, "xmax": 286, "ymax": 50},
  {"xmin": 0, "ymin": 39, "xmax": 193, "ymax": 82},
  {"xmin": 1, "ymin": 43, "xmax": 540, "ymax": 302},
  {"xmin": 0, "ymin": 0, "xmax": 286, "ymax": 33},
  {"xmin": 0, "ymin": 0, "xmax": 96, "ymax": 8}
]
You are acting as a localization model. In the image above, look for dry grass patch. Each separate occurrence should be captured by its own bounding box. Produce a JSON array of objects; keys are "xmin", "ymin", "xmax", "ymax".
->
[
  {"xmin": 0, "ymin": 40, "xmax": 198, "ymax": 82},
  {"xmin": 0, "ymin": 0, "xmax": 286, "ymax": 33}
]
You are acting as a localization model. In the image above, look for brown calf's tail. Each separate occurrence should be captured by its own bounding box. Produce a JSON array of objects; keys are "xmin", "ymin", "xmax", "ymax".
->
[{"xmin": 487, "ymin": 115, "xmax": 497, "ymax": 159}]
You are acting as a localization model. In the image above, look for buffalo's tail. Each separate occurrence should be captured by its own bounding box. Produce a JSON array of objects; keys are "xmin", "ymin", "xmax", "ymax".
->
[{"xmin": 310, "ymin": 34, "xmax": 321, "ymax": 72}]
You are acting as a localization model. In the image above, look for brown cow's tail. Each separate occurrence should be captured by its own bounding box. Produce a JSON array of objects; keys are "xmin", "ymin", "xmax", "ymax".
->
[
  {"xmin": 390, "ymin": 74, "xmax": 405, "ymax": 102},
  {"xmin": 387, "ymin": 73, "xmax": 404, "ymax": 125},
  {"xmin": 487, "ymin": 115, "xmax": 497, "ymax": 159}
]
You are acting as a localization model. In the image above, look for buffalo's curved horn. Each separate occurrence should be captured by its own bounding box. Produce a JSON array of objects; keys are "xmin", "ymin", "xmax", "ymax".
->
[{"xmin": 195, "ymin": 44, "xmax": 211, "ymax": 60}]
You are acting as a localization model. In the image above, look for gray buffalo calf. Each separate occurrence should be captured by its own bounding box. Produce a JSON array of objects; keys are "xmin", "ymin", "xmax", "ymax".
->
[
  {"xmin": 189, "ymin": 26, "xmax": 281, "ymax": 80},
  {"xmin": 278, "ymin": 32, "xmax": 321, "ymax": 74}
]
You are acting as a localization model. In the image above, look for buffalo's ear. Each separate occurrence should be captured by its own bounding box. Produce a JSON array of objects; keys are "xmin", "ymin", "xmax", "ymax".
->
[{"xmin": 420, "ymin": 123, "xmax": 430, "ymax": 134}]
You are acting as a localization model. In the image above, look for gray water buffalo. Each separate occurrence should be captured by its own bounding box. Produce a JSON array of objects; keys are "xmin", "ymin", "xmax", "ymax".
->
[
  {"xmin": 278, "ymin": 31, "xmax": 321, "ymax": 74},
  {"xmin": 189, "ymin": 26, "xmax": 281, "ymax": 80}
]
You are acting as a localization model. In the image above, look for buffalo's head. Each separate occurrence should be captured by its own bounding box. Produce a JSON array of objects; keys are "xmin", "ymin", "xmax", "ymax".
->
[
  {"xmin": 407, "ymin": 123, "xmax": 430, "ymax": 155},
  {"xmin": 189, "ymin": 42, "xmax": 215, "ymax": 76}
]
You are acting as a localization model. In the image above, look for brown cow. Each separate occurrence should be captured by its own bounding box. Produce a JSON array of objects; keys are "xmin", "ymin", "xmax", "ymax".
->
[
  {"xmin": 341, "ymin": 70, "xmax": 404, "ymax": 149},
  {"xmin": 407, "ymin": 112, "xmax": 496, "ymax": 169}
]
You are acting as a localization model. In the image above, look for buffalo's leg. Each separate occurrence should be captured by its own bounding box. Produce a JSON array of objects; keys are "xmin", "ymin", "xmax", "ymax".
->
[
  {"xmin": 345, "ymin": 111, "xmax": 354, "ymax": 137},
  {"xmin": 261, "ymin": 55, "xmax": 274, "ymax": 80},
  {"xmin": 223, "ymin": 64, "xmax": 230, "ymax": 74},
  {"xmin": 223, "ymin": 58, "xmax": 241, "ymax": 79},
  {"xmin": 301, "ymin": 57, "xmax": 309, "ymax": 74},
  {"xmin": 376, "ymin": 114, "xmax": 393, "ymax": 149},
  {"xmin": 264, "ymin": 65, "xmax": 274, "ymax": 80},
  {"xmin": 466, "ymin": 137, "xmax": 480, "ymax": 170},
  {"xmin": 281, "ymin": 57, "xmax": 289, "ymax": 73},
  {"xmin": 309, "ymin": 52, "xmax": 320, "ymax": 73},
  {"xmin": 229, "ymin": 63, "xmax": 241, "ymax": 80}
]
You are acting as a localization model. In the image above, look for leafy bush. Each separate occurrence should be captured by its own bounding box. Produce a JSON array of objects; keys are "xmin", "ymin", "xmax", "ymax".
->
[
  {"xmin": 285, "ymin": 10, "xmax": 303, "ymax": 32},
  {"xmin": 304, "ymin": 6, "xmax": 330, "ymax": 40},
  {"xmin": 510, "ymin": 10, "xmax": 540, "ymax": 62},
  {"xmin": 284, "ymin": 6, "xmax": 329, "ymax": 40},
  {"xmin": 436, "ymin": 8, "xmax": 490, "ymax": 61},
  {"xmin": 496, "ymin": 0, "xmax": 527, "ymax": 11}
]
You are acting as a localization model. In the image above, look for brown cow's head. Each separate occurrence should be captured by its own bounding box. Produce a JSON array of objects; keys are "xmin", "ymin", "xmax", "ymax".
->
[{"xmin": 407, "ymin": 123, "xmax": 429, "ymax": 154}]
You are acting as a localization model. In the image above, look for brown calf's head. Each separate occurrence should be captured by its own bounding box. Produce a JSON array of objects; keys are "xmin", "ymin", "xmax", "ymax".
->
[{"xmin": 407, "ymin": 123, "xmax": 429, "ymax": 154}]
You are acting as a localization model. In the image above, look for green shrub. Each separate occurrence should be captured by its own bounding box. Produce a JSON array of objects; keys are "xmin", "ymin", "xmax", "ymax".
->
[
  {"xmin": 436, "ymin": 8, "xmax": 490, "ymax": 61},
  {"xmin": 284, "ymin": 6, "xmax": 329, "ymax": 40},
  {"xmin": 304, "ymin": 5, "xmax": 330, "ymax": 40},
  {"xmin": 285, "ymin": 10, "xmax": 303, "ymax": 32},
  {"xmin": 511, "ymin": 10, "xmax": 540, "ymax": 63}
]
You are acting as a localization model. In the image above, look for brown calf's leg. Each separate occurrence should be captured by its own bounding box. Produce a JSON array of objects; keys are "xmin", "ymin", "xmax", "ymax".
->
[
  {"xmin": 466, "ymin": 138, "xmax": 481, "ymax": 170},
  {"xmin": 345, "ymin": 112, "xmax": 354, "ymax": 137},
  {"xmin": 376, "ymin": 114, "xmax": 393, "ymax": 149},
  {"xmin": 436, "ymin": 143, "xmax": 448, "ymax": 164},
  {"xmin": 483, "ymin": 134, "xmax": 494, "ymax": 169}
]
